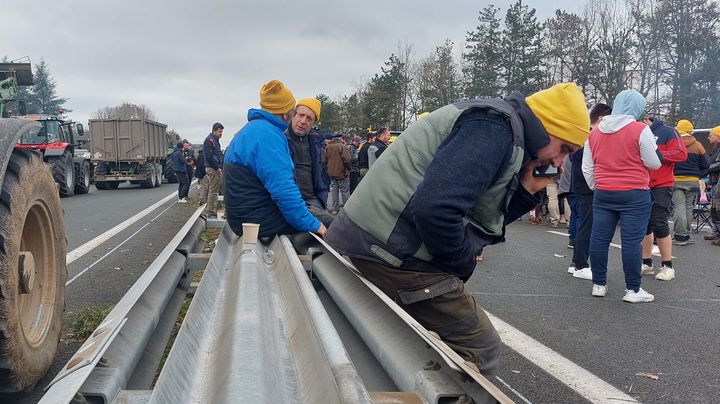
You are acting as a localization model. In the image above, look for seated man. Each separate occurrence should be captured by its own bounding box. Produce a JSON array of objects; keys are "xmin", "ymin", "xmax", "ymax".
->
[
  {"xmin": 223, "ymin": 80, "xmax": 326, "ymax": 238},
  {"xmin": 285, "ymin": 98, "xmax": 334, "ymax": 226}
]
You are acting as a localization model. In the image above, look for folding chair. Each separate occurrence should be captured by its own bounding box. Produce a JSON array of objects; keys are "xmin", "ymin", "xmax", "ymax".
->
[{"xmin": 693, "ymin": 201, "xmax": 711, "ymax": 233}]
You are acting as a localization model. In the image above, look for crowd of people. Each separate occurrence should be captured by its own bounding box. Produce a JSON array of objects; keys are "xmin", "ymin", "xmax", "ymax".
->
[{"xmin": 180, "ymin": 79, "xmax": 719, "ymax": 378}]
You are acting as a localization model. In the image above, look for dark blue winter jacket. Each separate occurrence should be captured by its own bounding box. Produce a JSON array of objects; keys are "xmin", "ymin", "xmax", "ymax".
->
[
  {"xmin": 203, "ymin": 133, "xmax": 223, "ymax": 170},
  {"xmin": 171, "ymin": 144, "xmax": 187, "ymax": 172},
  {"xmin": 224, "ymin": 109, "xmax": 321, "ymax": 237}
]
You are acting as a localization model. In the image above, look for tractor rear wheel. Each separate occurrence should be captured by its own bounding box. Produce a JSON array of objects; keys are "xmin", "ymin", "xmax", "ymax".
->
[
  {"xmin": 140, "ymin": 163, "xmax": 156, "ymax": 188},
  {"xmin": 0, "ymin": 148, "xmax": 66, "ymax": 392},
  {"xmin": 74, "ymin": 160, "xmax": 90, "ymax": 194},
  {"xmin": 163, "ymin": 162, "xmax": 177, "ymax": 183},
  {"xmin": 51, "ymin": 151, "xmax": 75, "ymax": 197}
]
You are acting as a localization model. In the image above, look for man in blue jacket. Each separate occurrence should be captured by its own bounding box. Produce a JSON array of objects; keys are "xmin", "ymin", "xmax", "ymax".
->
[{"xmin": 224, "ymin": 80, "xmax": 327, "ymax": 238}]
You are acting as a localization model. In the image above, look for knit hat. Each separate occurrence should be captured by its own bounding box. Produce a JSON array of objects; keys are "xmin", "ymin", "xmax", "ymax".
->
[
  {"xmin": 676, "ymin": 119, "xmax": 694, "ymax": 135},
  {"xmin": 259, "ymin": 80, "xmax": 296, "ymax": 115},
  {"xmin": 296, "ymin": 98, "xmax": 321, "ymax": 121},
  {"xmin": 611, "ymin": 90, "xmax": 646, "ymax": 121},
  {"xmin": 525, "ymin": 83, "xmax": 590, "ymax": 147},
  {"xmin": 710, "ymin": 126, "xmax": 720, "ymax": 138},
  {"xmin": 352, "ymin": 135, "xmax": 362, "ymax": 143}
]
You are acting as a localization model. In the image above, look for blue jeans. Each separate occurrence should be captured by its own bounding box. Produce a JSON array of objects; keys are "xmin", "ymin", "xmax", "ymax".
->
[
  {"xmin": 567, "ymin": 194, "xmax": 580, "ymax": 241},
  {"xmin": 571, "ymin": 194, "xmax": 593, "ymax": 269},
  {"xmin": 589, "ymin": 190, "xmax": 652, "ymax": 292}
]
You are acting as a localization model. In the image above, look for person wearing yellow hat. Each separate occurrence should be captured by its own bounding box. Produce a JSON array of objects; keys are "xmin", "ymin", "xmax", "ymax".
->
[
  {"xmin": 581, "ymin": 89, "xmax": 662, "ymax": 302},
  {"xmin": 284, "ymin": 97, "xmax": 335, "ymax": 227},
  {"xmin": 324, "ymin": 82, "xmax": 589, "ymax": 377},
  {"xmin": 672, "ymin": 118, "xmax": 709, "ymax": 246},
  {"xmin": 224, "ymin": 80, "xmax": 327, "ymax": 240},
  {"xmin": 707, "ymin": 126, "xmax": 720, "ymax": 244}
]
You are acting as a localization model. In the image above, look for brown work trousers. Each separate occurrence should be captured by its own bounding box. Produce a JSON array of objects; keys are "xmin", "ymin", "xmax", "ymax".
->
[
  {"xmin": 204, "ymin": 167, "xmax": 222, "ymax": 216},
  {"xmin": 350, "ymin": 258, "xmax": 501, "ymax": 377}
]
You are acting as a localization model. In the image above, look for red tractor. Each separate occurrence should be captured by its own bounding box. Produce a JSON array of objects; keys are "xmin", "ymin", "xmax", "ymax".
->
[{"xmin": 15, "ymin": 115, "xmax": 91, "ymax": 197}]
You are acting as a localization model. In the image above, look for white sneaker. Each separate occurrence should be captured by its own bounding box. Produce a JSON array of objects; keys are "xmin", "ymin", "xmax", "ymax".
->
[
  {"xmin": 567, "ymin": 264, "xmax": 576, "ymax": 274},
  {"xmin": 641, "ymin": 264, "xmax": 654, "ymax": 275},
  {"xmin": 655, "ymin": 266, "xmax": 675, "ymax": 281},
  {"xmin": 178, "ymin": 199, "xmax": 188, "ymax": 204},
  {"xmin": 572, "ymin": 267, "xmax": 593, "ymax": 280},
  {"xmin": 623, "ymin": 288, "xmax": 654, "ymax": 303},
  {"xmin": 592, "ymin": 284, "xmax": 607, "ymax": 297}
]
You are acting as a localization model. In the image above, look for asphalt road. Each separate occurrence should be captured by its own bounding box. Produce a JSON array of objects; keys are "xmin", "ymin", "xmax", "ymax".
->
[
  {"xmin": 7, "ymin": 180, "xmax": 719, "ymax": 403},
  {"xmin": 6, "ymin": 181, "xmax": 198, "ymax": 404},
  {"xmin": 472, "ymin": 219, "xmax": 720, "ymax": 403}
]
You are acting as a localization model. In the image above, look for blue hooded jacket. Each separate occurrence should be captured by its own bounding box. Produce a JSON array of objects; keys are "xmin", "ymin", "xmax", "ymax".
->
[
  {"xmin": 171, "ymin": 143, "xmax": 187, "ymax": 173},
  {"xmin": 224, "ymin": 109, "xmax": 321, "ymax": 237}
]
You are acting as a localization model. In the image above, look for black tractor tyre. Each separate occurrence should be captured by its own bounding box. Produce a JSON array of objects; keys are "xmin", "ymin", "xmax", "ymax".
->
[
  {"xmin": 51, "ymin": 151, "xmax": 75, "ymax": 197},
  {"xmin": 74, "ymin": 160, "xmax": 91, "ymax": 194},
  {"xmin": 0, "ymin": 148, "xmax": 66, "ymax": 392},
  {"xmin": 108, "ymin": 182, "xmax": 120, "ymax": 189},
  {"xmin": 140, "ymin": 163, "xmax": 156, "ymax": 188},
  {"xmin": 164, "ymin": 162, "xmax": 177, "ymax": 183},
  {"xmin": 94, "ymin": 162, "xmax": 110, "ymax": 190}
]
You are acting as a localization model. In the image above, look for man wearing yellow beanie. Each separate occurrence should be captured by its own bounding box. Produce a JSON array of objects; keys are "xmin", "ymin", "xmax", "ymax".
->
[
  {"xmin": 704, "ymin": 126, "xmax": 720, "ymax": 244},
  {"xmin": 284, "ymin": 97, "xmax": 335, "ymax": 227},
  {"xmin": 224, "ymin": 80, "xmax": 327, "ymax": 239},
  {"xmin": 325, "ymin": 82, "xmax": 588, "ymax": 377}
]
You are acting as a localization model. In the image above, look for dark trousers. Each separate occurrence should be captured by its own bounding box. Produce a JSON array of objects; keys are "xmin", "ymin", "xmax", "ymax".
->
[
  {"xmin": 590, "ymin": 190, "xmax": 652, "ymax": 291},
  {"xmin": 350, "ymin": 257, "xmax": 501, "ymax": 377},
  {"xmin": 350, "ymin": 171, "xmax": 360, "ymax": 194},
  {"xmin": 572, "ymin": 193, "xmax": 593, "ymax": 269},
  {"xmin": 176, "ymin": 170, "xmax": 189, "ymax": 199},
  {"xmin": 567, "ymin": 194, "xmax": 580, "ymax": 241}
]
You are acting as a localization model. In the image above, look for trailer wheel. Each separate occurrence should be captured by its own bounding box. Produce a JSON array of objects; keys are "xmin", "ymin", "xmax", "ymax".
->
[
  {"xmin": 163, "ymin": 162, "xmax": 177, "ymax": 183},
  {"xmin": 74, "ymin": 161, "xmax": 90, "ymax": 194},
  {"xmin": 140, "ymin": 163, "xmax": 156, "ymax": 188},
  {"xmin": 108, "ymin": 181, "xmax": 120, "ymax": 190},
  {"xmin": 94, "ymin": 162, "xmax": 109, "ymax": 190},
  {"xmin": 0, "ymin": 148, "xmax": 66, "ymax": 392},
  {"xmin": 51, "ymin": 151, "xmax": 75, "ymax": 197}
]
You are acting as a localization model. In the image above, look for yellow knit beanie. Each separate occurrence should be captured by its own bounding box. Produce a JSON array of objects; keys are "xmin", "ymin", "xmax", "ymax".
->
[
  {"xmin": 260, "ymin": 80, "xmax": 296, "ymax": 115},
  {"xmin": 676, "ymin": 119, "xmax": 694, "ymax": 134},
  {"xmin": 525, "ymin": 83, "xmax": 590, "ymax": 147},
  {"xmin": 711, "ymin": 126, "xmax": 720, "ymax": 138},
  {"xmin": 296, "ymin": 98, "xmax": 321, "ymax": 121}
]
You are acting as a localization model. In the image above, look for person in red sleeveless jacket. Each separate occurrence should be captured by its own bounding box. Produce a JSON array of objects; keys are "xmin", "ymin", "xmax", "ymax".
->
[{"xmin": 582, "ymin": 90, "xmax": 662, "ymax": 303}]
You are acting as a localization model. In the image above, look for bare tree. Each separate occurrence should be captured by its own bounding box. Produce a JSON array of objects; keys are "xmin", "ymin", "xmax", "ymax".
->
[{"xmin": 92, "ymin": 102, "xmax": 157, "ymax": 121}]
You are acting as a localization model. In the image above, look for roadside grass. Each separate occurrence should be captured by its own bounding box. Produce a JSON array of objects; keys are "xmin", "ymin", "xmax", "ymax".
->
[{"xmin": 69, "ymin": 304, "xmax": 114, "ymax": 341}]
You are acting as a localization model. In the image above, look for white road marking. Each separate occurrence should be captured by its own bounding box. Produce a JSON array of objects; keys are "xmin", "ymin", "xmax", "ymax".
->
[
  {"xmin": 487, "ymin": 312, "xmax": 638, "ymax": 404},
  {"xmin": 546, "ymin": 230, "xmax": 674, "ymax": 258},
  {"xmin": 66, "ymin": 201, "xmax": 178, "ymax": 286},
  {"xmin": 66, "ymin": 182, "xmax": 196, "ymax": 265}
]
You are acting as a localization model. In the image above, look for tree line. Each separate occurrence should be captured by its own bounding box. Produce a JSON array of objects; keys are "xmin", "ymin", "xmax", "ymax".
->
[{"xmin": 316, "ymin": 0, "xmax": 720, "ymax": 135}]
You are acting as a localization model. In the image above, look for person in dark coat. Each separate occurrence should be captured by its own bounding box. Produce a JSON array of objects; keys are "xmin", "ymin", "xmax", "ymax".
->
[{"xmin": 172, "ymin": 142, "xmax": 190, "ymax": 203}]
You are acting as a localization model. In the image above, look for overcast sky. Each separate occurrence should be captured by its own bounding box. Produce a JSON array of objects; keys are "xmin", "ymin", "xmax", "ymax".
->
[{"xmin": 3, "ymin": 0, "xmax": 578, "ymax": 145}]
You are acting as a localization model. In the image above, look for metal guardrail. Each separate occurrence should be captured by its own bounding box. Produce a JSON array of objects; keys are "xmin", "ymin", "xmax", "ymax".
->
[{"xmin": 42, "ymin": 210, "xmax": 512, "ymax": 403}]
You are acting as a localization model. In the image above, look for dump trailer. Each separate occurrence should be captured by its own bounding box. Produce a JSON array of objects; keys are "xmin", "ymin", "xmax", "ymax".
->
[
  {"xmin": 41, "ymin": 210, "xmax": 513, "ymax": 404},
  {"xmin": 89, "ymin": 118, "xmax": 166, "ymax": 189}
]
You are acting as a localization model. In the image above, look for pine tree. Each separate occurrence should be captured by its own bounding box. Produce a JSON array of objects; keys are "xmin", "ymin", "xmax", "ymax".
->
[
  {"xmin": 463, "ymin": 5, "xmax": 503, "ymax": 98},
  {"xmin": 29, "ymin": 58, "xmax": 69, "ymax": 115},
  {"xmin": 500, "ymin": 0, "xmax": 545, "ymax": 95}
]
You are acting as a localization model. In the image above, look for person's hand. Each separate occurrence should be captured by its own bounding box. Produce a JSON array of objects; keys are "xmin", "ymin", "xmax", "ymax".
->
[
  {"xmin": 519, "ymin": 160, "xmax": 562, "ymax": 194},
  {"xmin": 315, "ymin": 223, "xmax": 328, "ymax": 237}
]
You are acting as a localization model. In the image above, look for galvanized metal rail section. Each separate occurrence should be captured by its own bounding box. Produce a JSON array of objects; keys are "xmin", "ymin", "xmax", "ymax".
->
[{"xmin": 41, "ymin": 211, "xmax": 512, "ymax": 403}]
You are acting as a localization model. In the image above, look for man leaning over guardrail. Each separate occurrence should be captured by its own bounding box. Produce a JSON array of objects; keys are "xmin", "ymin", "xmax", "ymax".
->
[{"xmin": 325, "ymin": 83, "xmax": 590, "ymax": 377}]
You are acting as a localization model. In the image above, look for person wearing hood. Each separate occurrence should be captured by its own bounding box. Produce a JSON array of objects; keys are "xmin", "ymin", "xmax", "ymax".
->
[
  {"xmin": 172, "ymin": 141, "xmax": 190, "ymax": 203},
  {"xmin": 223, "ymin": 80, "xmax": 327, "ymax": 238},
  {"xmin": 639, "ymin": 116, "xmax": 688, "ymax": 281},
  {"xmin": 706, "ymin": 126, "xmax": 720, "ymax": 245},
  {"xmin": 582, "ymin": 90, "xmax": 661, "ymax": 303},
  {"xmin": 326, "ymin": 83, "xmax": 589, "ymax": 377},
  {"xmin": 671, "ymin": 119, "xmax": 710, "ymax": 245}
]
